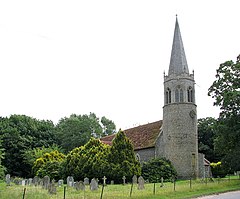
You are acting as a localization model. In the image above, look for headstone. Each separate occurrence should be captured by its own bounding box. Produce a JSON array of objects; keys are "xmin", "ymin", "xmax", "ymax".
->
[
  {"xmin": 43, "ymin": 176, "xmax": 50, "ymax": 189},
  {"xmin": 110, "ymin": 180, "xmax": 114, "ymax": 185},
  {"xmin": 132, "ymin": 175, "xmax": 137, "ymax": 184},
  {"xmin": 48, "ymin": 180, "xmax": 56, "ymax": 194},
  {"xmin": 5, "ymin": 174, "xmax": 11, "ymax": 186},
  {"xmin": 22, "ymin": 179, "xmax": 26, "ymax": 186},
  {"xmin": 79, "ymin": 181, "xmax": 85, "ymax": 190},
  {"xmin": 58, "ymin": 179, "xmax": 64, "ymax": 187},
  {"xmin": 84, "ymin": 177, "xmax": 89, "ymax": 185},
  {"xmin": 138, "ymin": 176, "xmax": 145, "ymax": 190},
  {"xmin": 102, "ymin": 176, "xmax": 107, "ymax": 186},
  {"xmin": 33, "ymin": 176, "xmax": 39, "ymax": 186},
  {"xmin": 28, "ymin": 178, "xmax": 33, "ymax": 186},
  {"xmin": 160, "ymin": 177, "xmax": 164, "ymax": 187},
  {"xmin": 122, "ymin": 176, "xmax": 126, "ymax": 185},
  {"xmin": 67, "ymin": 176, "xmax": 74, "ymax": 187},
  {"xmin": 90, "ymin": 178, "xmax": 98, "ymax": 191}
]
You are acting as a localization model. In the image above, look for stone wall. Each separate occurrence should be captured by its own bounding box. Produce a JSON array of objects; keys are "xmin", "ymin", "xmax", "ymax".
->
[{"xmin": 135, "ymin": 147, "xmax": 155, "ymax": 163}]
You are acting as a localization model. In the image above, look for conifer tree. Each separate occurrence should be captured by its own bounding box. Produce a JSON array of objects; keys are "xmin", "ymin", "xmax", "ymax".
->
[{"xmin": 107, "ymin": 130, "xmax": 141, "ymax": 183}]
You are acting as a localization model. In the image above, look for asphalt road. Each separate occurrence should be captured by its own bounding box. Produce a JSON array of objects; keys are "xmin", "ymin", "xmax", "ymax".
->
[{"xmin": 195, "ymin": 191, "xmax": 240, "ymax": 199}]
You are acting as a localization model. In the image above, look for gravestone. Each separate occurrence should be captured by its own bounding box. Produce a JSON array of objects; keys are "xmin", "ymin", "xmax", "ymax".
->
[
  {"xmin": 132, "ymin": 175, "xmax": 137, "ymax": 184},
  {"xmin": 67, "ymin": 176, "xmax": 74, "ymax": 187},
  {"xmin": 28, "ymin": 178, "xmax": 33, "ymax": 186},
  {"xmin": 160, "ymin": 177, "xmax": 164, "ymax": 187},
  {"xmin": 102, "ymin": 176, "xmax": 107, "ymax": 186},
  {"xmin": 122, "ymin": 176, "xmax": 126, "ymax": 185},
  {"xmin": 138, "ymin": 176, "xmax": 145, "ymax": 190},
  {"xmin": 58, "ymin": 179, "xmax": 64, "ymax": 187},
  {"xmin": 43, "ymin": 176, "xmax": 50, "ymax": 189},
  {"xmin": 33, "ymin": 176, "xmax": 39, "ymax": 186},
  {"xmin": 90, "ymin": 178, "xmax": 98, "ymax": 191},
  {"xmin": 48, "ymin": 180, "xmax": 56, "ymax": 194},
  {"xmin": 84, "ymin": 177, "xmax": 89, "ymax": 185},
  {"xmin": 79, "ymin": 181, "xmax": 85, "ymax": 190},
  {"xmin": 111, "ymin": 180, "xmax": 114, "ymax": 185},
  {"xmin": 22, "ymin": 179, "xmax": 26, "ymax": 186},
  {"xmin": 5, "ymin": 174, "xmax": 10, "ymax": 186}
]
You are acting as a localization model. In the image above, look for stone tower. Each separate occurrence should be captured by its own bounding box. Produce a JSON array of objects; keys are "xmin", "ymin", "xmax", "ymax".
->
[{"xmin": 162, "ymin": 17, "xmax": 198, "ymax": 178}]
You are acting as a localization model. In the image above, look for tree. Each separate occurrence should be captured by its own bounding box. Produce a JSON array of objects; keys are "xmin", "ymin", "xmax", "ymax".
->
[
  {"xmin": 107, "ymin": 130, "xmax": 141, "ymax": 183},
  {"xmin": 208, "ymin": 57, "xmax": 240, "ymax": 118},
  {"xmin": 33, "ymin": 150, "xmax": 65, "ymax": 180},
  {"xmin": 0, "ymin": 115, "xmax": 57, "ymax": 177},
  {"xmin": 62, "ymin": 138, "xmax": 110, "ymax": 181},
  {"xmin": 197, "ymin": 117, "xmax": 221, "ymax": 162},
  {"xmin": 0, "ymin": 136, "xmax": 6, "ymax": 179},
  {"xmin": 23, "ymin": 145, "xmax": 62, "ymax": 176},
  {"xmin": 141, "ymin": 158, "xmax": 177, "ymax": 182},
  {"xmin": 208, "ymin": 55, "xmax": 240, "ymax": 172},
  {"xmin": 56, "ymin": 113, "xmax": 116, "ymax": 152}
]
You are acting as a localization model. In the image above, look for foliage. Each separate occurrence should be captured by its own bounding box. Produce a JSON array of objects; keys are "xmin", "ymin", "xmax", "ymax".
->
[
  {"xmin": 23, "ymin": 145, "xmax": 62, "ymax": 176},
  {"xmin": 141, "ymin": 158, "xmax": 177, "ymax": 183},
  {"xmin": 208, "ymin": 58, "xmax": 240, "ymax": 118},
  {"xmin": 33, "ymin": 150, "xmax": 65, "ymax": 180},
  {"xmin": 210, "ymin": 162, "xmax": 227, "ymax": 178},
  {"xmin": 208, "ymin": 56, "xmax": 240, "ymax": 173},
  {"xmin": 197, "ymin": 117, "xmax": 221, "ymax": 162},
  {"xmin": 56, "ymin": 113, "xmax": 116, "ymax": 152},
  {"xmin": 62, "ymin": 138, "xmax": 110, "ymax": 181},
  {"xmin": 0, "ymin": 115, "xmax": 57, "ymax": 177},
  {"xmin": 107, "ymin": 130, "xmax": 141, "ymax": 183},
  {"xmin": 0, "ymin": 137, "xmax": 6, "ymax": 179}
]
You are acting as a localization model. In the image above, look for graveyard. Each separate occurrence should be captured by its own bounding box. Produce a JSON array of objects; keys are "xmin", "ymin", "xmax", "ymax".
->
[{"xmin": 0, "ymin": 175, "xmax": 240, "ymax": 199}]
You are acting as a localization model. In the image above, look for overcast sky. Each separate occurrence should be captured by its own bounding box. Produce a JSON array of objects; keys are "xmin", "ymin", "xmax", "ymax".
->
[{"xmin": 0, "ymin": 1, "xmax": 239, "ymax": 129}]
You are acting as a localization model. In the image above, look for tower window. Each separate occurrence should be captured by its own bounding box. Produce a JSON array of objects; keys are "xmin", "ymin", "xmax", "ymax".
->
[
  {"xmin": 166, "ymin": 88, "xmax": 171, "ymax": 104},
  {"xmin": 175, "ymin": 86, "xmax": 183, "ymax": 102},
  {"xmin": 188, "ymin": 87, "xmax": 194, "ymax": 102}
]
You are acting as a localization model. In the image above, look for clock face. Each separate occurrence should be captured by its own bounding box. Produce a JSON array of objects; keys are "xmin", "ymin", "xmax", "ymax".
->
[{"xmin": 189, "ymin": 110, "xmax": 196, "ymax": 118}]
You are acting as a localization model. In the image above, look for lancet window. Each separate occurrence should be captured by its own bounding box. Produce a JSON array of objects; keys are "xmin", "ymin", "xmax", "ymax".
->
[
  {"xmin": 166, "ymin": 88, "xmax": 171, "ymax": 104},
  {"xmin": 187, "ymin": 87, "xmax": 194, "ymax": 102},
  {"xmin": 175, "ymin": 86, "xmax": 183, "ymax": 102}
]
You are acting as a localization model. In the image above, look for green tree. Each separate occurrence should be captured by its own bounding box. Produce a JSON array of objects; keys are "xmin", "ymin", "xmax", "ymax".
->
[
  {"xmin": 62, "ymin": 138, "xmax": 110, "ymax": 181},
  {"xmin": 56, "ymin": 113, "xmax": 116, "ymax": 152},
  {"xmin": 141, "ymin": 158, "xmax": 177, "ymax": 182},
  {"xmin": 0, "ymin": 115, "xmax": 57, "ymax": 177},
  {"xmin": 198, "ymin": 117, "xmax": 221, "ymax": 162},
  {"xmin": 107, "ymin": 130, "xmax": 141, "ymax": 183},
  {"xmin": 208, "ymin": 55, "xmax": 240, "ymax": 172},
  {"xmin": 33, "ymin": 150, "xmax": 65, "ymax": 180},
  {"xmin": 0, "ymin": 136, "xmax": 6, "ymax": 179}
]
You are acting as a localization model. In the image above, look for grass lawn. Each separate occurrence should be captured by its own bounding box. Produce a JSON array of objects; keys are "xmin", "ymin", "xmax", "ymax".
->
[{"xmin": 0, "ymin": 177, "xmax": 240, "ymax": 199}]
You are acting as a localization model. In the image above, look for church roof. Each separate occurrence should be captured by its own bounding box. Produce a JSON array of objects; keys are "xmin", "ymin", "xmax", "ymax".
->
[
  {"xmin": 100, "ymin": 120, "xmax": 162, "ymax": 150},
  {"xmin": 168, "ymin": 16, "xmax": 189, "ymax": 75}
]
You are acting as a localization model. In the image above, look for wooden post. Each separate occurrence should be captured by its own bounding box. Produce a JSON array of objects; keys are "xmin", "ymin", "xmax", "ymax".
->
[
  {"xmin": 22, "ymin": 187, "xmax": 26, "ymax": 199},
  {"xmin": 130, "ymin": 183, "xmax": 133, "ymax": 197},
  {"xmin": 63, "ymin": 186, "xmax": 66, "ymax": 199},
  {"xmin": 100, "ymin": 184, "xmax": 104, "ymax": 199},
  {"xmin": 153, "ymin": 183, "xmax": 156, "ymax": 195},
  {"xmin": 190, "ymin": 178, "xmax": 192, "ymax": 189},
  {"xmin": 173, "ymin": 178, "xmax": 176, "ymax": 191}
]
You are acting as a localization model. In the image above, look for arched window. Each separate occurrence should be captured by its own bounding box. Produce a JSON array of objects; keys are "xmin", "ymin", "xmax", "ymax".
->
[
  {"xmin": 188, "ymin": 87, "xmax": 194, "ymax": 102},
  {"xmin": 135, "ymin": 153, "xmax": 140, "ymax": 162},
  {"xmin": 166, "ymin": 88, "xmax": 171, "ymax": 104},
  {"xmin": 175, "ymin": 86, "xmax": 183, "ymax": 102}
]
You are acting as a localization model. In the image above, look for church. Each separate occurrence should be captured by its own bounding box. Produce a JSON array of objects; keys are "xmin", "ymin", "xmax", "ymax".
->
[{"xmin": 101, "ymin": 17, "xmax": 210, "ymax": 179}]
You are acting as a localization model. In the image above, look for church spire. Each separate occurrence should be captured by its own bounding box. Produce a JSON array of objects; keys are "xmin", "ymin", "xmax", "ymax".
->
[{"xmin": 168, "ymin": 16, "xmax": 189, "ymax": 75}]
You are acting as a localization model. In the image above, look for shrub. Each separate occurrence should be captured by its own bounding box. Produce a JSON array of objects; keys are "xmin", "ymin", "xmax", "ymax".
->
[
  {"xmin": 141, "ymin": 158, "xmax": 177, "ymax": 183},
  {"xmin": 210, "ymin": 162, "xmax": 227, "ymax": 178}
]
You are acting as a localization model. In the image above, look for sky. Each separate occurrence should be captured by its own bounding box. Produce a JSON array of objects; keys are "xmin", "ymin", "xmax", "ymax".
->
[{"xmin": 0, "ymin": 0, "xmax": 239, "ymax": 130}]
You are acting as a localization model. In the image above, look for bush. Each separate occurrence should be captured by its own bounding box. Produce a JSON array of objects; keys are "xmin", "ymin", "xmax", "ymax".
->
[
  {"xmin": 141, "ymin": 158, "xmax": 177, "ymax": 183},
  {"xmin": 210, "ymin": 162, "xmax": 227, "ymax": 178}
]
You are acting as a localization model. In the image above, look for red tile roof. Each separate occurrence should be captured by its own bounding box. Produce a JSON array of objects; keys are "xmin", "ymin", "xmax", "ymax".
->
[{"xmin": 100, "ymin": 120, "xmax": 162, "ymax": 150}]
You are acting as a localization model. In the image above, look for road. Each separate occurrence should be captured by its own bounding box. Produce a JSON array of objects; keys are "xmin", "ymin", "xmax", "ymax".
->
[{"xmin": 195, "ymin": 191, "xmax": 240, "ymax": 199}]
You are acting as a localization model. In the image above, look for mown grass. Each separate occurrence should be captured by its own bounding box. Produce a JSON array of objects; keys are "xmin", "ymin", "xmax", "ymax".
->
[{"xmin": 0, "ymin": 177, "xmax": 240, "ymax": 199}]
